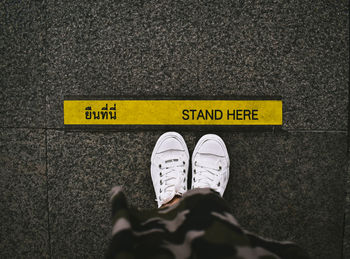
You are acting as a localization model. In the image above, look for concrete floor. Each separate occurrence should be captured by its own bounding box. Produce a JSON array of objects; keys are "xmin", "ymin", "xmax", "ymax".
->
[{"xmin": 1, "ymin": 1, "xmax": 349, "ymax": 258}]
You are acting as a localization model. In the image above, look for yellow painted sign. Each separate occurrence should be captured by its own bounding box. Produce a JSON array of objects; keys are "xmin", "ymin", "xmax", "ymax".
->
[{"xmin": 64, "ymin": 100, "xmax": 282, "ymax": 125}]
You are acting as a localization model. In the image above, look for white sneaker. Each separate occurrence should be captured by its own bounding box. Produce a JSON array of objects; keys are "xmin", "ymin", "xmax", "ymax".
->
[
  {"xmin": 151, "ymin": 132, "xmax": 189, "ymax": 208},
  {"xmin": 192, "ymin": 134, "xmax": 230, "ymax": 196}
]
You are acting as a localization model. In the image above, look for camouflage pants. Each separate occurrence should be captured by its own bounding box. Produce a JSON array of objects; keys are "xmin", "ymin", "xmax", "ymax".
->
[{"xmin": 106, "ymin": 188, "xmax": 309, "ymax": 259}]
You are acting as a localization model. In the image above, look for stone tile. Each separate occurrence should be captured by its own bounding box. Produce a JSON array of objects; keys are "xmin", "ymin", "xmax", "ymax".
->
[
  {"xmin": 46, "ymin": 0, "xmax": 348, "ymax": 131},
  {"xmin": 139, "ymin": 0, "xmax": 199, "ymax": 95},
  {"xmin": 47, "ymin": 130, "xmax": 196, "ymax": 258},
  {"xmin": 343, "ymin": 154, "xmax": 350, "ymax": 259},
  {"xmin": 197, "ymin": 0, "xmax": 349, "ymax": 130},
  {"xmin": 219, "ymin": 132, "xmax": 347, "ymax": 259},
  {"xmin": 0, "ymin": 1, "xmax": 46, "ymax": 127},
  {"xmin": 46, "ymin": 0, "xmax": 145, "ymax": 128},
  {"xmin": 47, "ymin": 130, "xmax": 346, "ymax": 258},
  {"xmin": 0, "ymin": 129, "xmax": 49, "ymax": 258},
  {"xmin": 45, "ymin": 0, "xmax": 200, "ymax": 128}
]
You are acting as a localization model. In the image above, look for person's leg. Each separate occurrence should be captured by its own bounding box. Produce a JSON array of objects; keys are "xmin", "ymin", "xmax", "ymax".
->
[{"xmin": 150, "ymin": 132, "xmax": 189, "ymax": 208}]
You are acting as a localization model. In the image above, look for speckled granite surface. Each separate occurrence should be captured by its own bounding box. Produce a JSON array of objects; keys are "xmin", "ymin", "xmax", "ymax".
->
[
  {"xmin": 0, "ymin": 129, "xmax": 49, "ymax": 258},
  {"xmin": 46, "ymin": 130, "xmax": 346, "ymax": 258},
  {"xmin": 1, "ymin": 0, "xmax": 349, "ymax": 259},
  {"xmin": 1, "ymin": 1, "xmax": 347, "ymax": 129},
  {"xmin": 47, "ymin": 130, "xmax": 197, "ymax": 258},
  {"xmin": 0, "ymin": 1, "xmax": 46, "ymax": 128},
  {"xmin": 45, "ymin": 0, "xmax": 349, "ymax": 130},
  {"xmin": 196, "ymin": 0, "xmax": 349, "ymax": 131},
  {"xmin": 220, "ymin": 132, "xmax": 347, "ymax": 259}
]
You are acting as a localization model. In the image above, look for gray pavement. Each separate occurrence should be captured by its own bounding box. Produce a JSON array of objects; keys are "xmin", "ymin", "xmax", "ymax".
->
[{"xmin": 1, "ymin": 0, "xmax": 349, "ymax": 258}]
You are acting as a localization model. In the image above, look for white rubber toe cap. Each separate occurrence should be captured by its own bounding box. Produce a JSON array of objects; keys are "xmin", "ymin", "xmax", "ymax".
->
[
  {"xmin": 157, "ymin": 137, "xmax": 184, "ymax": 153},
  {"xmin": 196, "ymin": 139, "xmax": 226, "ymax": 156}
]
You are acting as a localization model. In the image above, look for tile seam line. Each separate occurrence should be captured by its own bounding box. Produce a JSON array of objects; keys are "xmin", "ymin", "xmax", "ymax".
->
[
  {"xmin": 0, "ymin": 126, "xmax": 348, "ymax": 133},
  {"xmin": 42, "ymin": 0, "xmax": 51, "ymax": 257},
  {"xmin": 45, "ymin": 130, "xmax": 52, "ymax": 259},
  {"xmin": 341, "ymin": 155, "xmax": 349, "ymax": 259},
  {"xmin": 342, "ymin": 205, "xmax": 346, "ymax": 259},
  {"xmin": 287, "ymin": 130, "xmax": 348, "ymax": 133}
]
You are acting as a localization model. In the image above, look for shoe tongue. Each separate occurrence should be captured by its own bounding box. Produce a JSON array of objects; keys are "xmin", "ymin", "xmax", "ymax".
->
[
  {"xmin": 198, "ymin": 154, "xmax": 219, "ymax": 166},
  {"xmin": 163, "ymin": 172, "xmax": 182, "ymax": 198}
]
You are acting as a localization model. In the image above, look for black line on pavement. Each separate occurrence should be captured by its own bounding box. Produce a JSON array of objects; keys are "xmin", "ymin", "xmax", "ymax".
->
[{"xmin": 64, "ymin": 125, "xmax": 283, "ymax": 132}]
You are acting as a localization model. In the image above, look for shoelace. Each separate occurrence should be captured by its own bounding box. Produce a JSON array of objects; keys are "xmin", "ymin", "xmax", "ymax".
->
[
  {"xmin": 193, "ymin": 160, "xmax": 221, "ymax": 190},
  {"xmin": 157, "ymin": 158, "xmax": 185, "ymax": 201}
]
